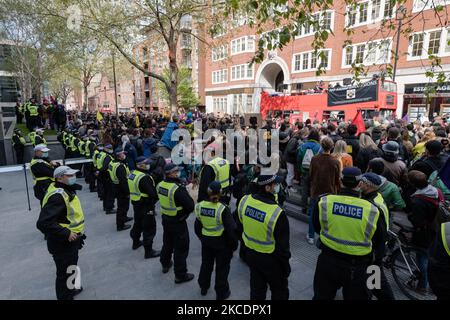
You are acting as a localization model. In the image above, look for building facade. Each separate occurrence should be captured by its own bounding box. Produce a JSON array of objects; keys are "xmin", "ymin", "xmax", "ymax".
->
[
  {"xmin": 132, "ymin": 14, "xmax": 206, "ymax": 113},
  {"xmin": 203, "ymin": 0, "xmax": 450, "ymax": 120}
]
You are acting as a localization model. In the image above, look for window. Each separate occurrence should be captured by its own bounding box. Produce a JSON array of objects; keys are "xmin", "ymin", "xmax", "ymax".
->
[
  {"xmin": 212, "ymin": 45, "xmax": 228, "ymax": 61},
  {"xmin": 300, "ymin": 53, "xmax": 308, "ymax": 70},
  {"xmin": 246, "ymin": 95, "xmax": 253, "ymax": 111},
  {"xmin": 343, "ymin": 39, "xmax": 391, "ymax": 67},
  {"xmin": 366, "ymin": 42, "xmax": 377, "ymax": 63},
  {"xmin": 213, "ymin": 97, "xmax": 227, "ymax": 113},
  {"xmin": 322, "ymin": 11, "xmax": 333, "ymax": 30},
  {"xmin": 212, "ymin": 69, "xmax": 228, "ymax": 84},
  {"xmin": 345, "ymin": 46, "xmax": 353, "ymax": 65},
  {"xmin": 445, "ymin": 29, "xmax": 450, "ymax": 53},
  {"xmin": 319, "ymin": 50, "xmax": 330, "ymax": 69},
  {"xmin": 295, "ymin": 10, "xmax": 334, "ymax": 38},
  {"xmin": 428, "ymin": 30, "xmax": 442, "ymax": 55},
  {"xmin": 232, "ymin": 94, "xmax": 244, "ymax": 114},
  {"xmin": 379, "ymin": 40, "xmax": 391, "ymax": 62},
  {"xmin": 294, "ymin": 55, "xmax": 302, "ymax": 71},
  {"xmin": 355, "ymin": 44, "xmax": 365, "ymax": 63},
  {"xmin": 230, "ymin": 64, "xmax": 254, "ymax": 80},
  {"xmin": 293, "ymin": 49, "xmax": 332, "ymax": 72},
  {"xmin": 384, "ymin": 0, "xmax": 394, "ymax": 18},
  {"xmin": 413, "ymin": 0, "xmax": 450, "ymax": 13},
  {"xmin": 372, "ymin": 0, "xmax": 382, "ymax": 20},
  {"xmin": 346, "ymin": 0, "xmax": 396, "ymax": 27},
  {"xmin": 411, "ymin": 33, "xmax": 424, "ymax": 57},
  {"xmin": 231, "ymin": 36, "xmax": 255, "ymax": 55},
  {"xmin": 359, "ymin": 2, "xmax": 368, "ymax": 23}
]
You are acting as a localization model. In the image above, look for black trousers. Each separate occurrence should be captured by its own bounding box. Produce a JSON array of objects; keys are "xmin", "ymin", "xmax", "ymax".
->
[
  {"xmin": 160, "ymin": 220, "xmax": 190, "ymax": 278},
  {"xmin": 246, "ymin": 249, "xmax": 289, "ymax": 300},
  {"xmin": 313, "ymin": 251, "xmax": 371, "ymax": 300},
  {"xmin": 198, "ymin": 244, "xmax": 232, "ymax": 299},
  {"xmin": 102, "ymin": 175, "xmax": 114, "ymax": 211},
  {"xmin": 97, "ymin": 171, "xmax": 104, "ymax": 199},
  {"xmin": 130, "ymin": 202, "xmax": 156, "ymax": 248},
  {"xmin": 113, "ymin": 186, "xmax": 130, "ymax": 228},
  {"xmin": 87, "ymin": 164, "xmax": 97, "ymax": 191},
  {"xmin": 47, "ymin": 239, "xmax": 80, "ymax": 301},
  {"xmin": 14, "ymin": 147, "xmax": 24, "ymax": 164}
]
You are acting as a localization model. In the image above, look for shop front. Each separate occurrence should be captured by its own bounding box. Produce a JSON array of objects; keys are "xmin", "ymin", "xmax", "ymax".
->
[{"xmin": 403, "ymin": 82, "xmax": 450, "ymax": 122}]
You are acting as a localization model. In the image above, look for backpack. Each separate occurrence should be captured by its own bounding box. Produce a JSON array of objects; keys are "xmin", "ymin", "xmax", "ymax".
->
[
  {"xmin": 413, "ymin": 189, "xmax": 450, "ymax": 231},
  {"xmin": 302, "ymin": 148, "xmax": 314, "ymax": 169}
]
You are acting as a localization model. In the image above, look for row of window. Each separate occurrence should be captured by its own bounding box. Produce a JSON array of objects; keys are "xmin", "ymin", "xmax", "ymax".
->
[
  {"xmin": 295, "ymin": 11, "xmax": 333, "ymax": 39},
  {"xmin": 412, "ymin": 0, "xmax": 450, "ymax": 12},
  {"xmin": 409, "ymin": 28, "xmax": 450, "ymax": 59},
  {"xmin": 211, "ymin": 64, "xmax": 254, "ymax": 84},
  {"xmin": 293, "ymin": 50, "xmax": 331, "ymax": 72},
  {"xmin": 346, "ymin": 0, "xmax": 394, "ymax": 28},
  {"xmin": 213, "ymin": 97, "xmax": 227, "ymax": 113},
  {"xmin": 212, "ymin": 94, "xmax": 253, "ymax": 113},
  {"xmin": 231, "ymin": 36, "xmax": 255, "ymax": 55},
  {"xmin": 212, "ymin": 45, "xmax": 228, "ymax": 61},
  {"xmin": 343, "ymin": 39, "xmax": 391, "ymax": 67}
]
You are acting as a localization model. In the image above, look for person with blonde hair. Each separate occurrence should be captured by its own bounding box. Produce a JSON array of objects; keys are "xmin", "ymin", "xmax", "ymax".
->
[
  {"xmin": 355, "ymin": 133, "xmax": 382, "ymax": 172},
  {"xmin": 332, "ymin": 140, "xmax": 353, "ymax": 170}
]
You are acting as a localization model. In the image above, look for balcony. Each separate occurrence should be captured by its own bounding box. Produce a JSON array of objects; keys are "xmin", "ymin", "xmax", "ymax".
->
[{"xmin": 180, "ymin": 35, "xmax": 192, "ymax": 50}]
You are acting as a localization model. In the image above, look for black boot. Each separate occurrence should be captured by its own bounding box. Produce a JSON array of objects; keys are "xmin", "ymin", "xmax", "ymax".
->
[
  {"xmin": 132, "ymin": 240, "xmax": 143, "ymax": 250},
  {"xmin": 144, "ymin": 247, "xmax": 161, "ymax": 259},
  {"xmin": 117, "ymin": 224, "xmax": 131, "ymax": 232},
  {"xmin": 175, "ymin": 273, "xmax": 195, "ymax": 284}
]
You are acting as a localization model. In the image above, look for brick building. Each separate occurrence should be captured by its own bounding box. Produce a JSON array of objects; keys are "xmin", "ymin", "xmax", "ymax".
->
[{"xmin": 203, "ymin": 0, "xmax": 450, "ymax": 121}]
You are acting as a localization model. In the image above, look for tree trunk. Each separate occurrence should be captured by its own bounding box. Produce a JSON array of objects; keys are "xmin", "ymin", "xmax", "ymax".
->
[
  {"xmin": 83, "ymin": 85, "xmax": 88, "ymax": 111},
  {"xmin": 168, "ymin": 40, "xmax": 178, "ymax": 114}
]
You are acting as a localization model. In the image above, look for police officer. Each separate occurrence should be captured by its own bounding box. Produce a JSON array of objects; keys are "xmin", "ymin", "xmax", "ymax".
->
[
  {"xmin": 28, "ymin": 129, "xmax": 37, "ymax": 147},
  {"xmin": 198, "ymin": 143, "xmax": 232, "ymax": 204},
  {"xmin": 128, "ymin": 157, "xmax": 160, "ymax": 258},
  {"xmin": 311, "ymin": 167, "xmax": 386, "ymax": 300},
  {"xmin": 37, "ymin": 166, "xmax": 86, "ymax": 300},
  {"xmin": 27, "ymin": 99, "xmax": 39, "ymax": 131},
  {"xmin": 94, "ymin": 144, "xmax": 106, "ymax": 200},
  {"xmin": 34, "ymin": 128, "xmax": 46, "ymax": 146},
  {"xmin": 359, "ymin": 172, "xmax": 394, "ymax": 300},
  {"xmin": 157, "ymin": 163, "xmax": 195, "ymax": 283},
  {"xmin": 195, "ymin": 181, "xmax": 238, "ymax": 300},
  {"xmin": 30, "ymin": 144, "xmax": 58, "ymax": 204},
  {"xmin": 100, "ymin": 144, "xmax": 115, "ymax": 214},
  {"xmin": 109, "ymin": 147, "xmax": 133, "ymax": 231},
  {"xmin": 12, "ymin": 128, "xmax": 26, "ymax": 164},
  {"xmin": 428, "ymin": 222, "xmax": 450, "ymax": 300},
  {"xmin": 85, "ymin": 135, "xmax": 98, "ymax": 192},
  {"xmin": 237, "ymin": 174, "xmax": 291, "ymax": 300}
]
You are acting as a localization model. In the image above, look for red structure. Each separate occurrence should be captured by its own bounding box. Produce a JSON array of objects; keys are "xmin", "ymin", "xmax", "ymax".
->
[{"xmin": 260, "ymin": 80, "xmax": 397, "ymax": 122}]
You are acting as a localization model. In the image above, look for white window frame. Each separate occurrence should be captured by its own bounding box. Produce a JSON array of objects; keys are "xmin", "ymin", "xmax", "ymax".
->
[
  {"xmin": 212, "ymin": 69, "xmax": 228, "ymax": 84},
  {"xmin": 345, "ymin": 0, "xmax": 396, "ymax": 29},
  {"xmin": 295, "ymin": 10, "xmax": 335, "ymax": 39},
  {"xmin": 342, "ymin": 38, "xmax": 393, "ymax": 68},
  {"xmin": 213, "ymin": 96, "xmax": 228, "ymax": 113},
  {"xmin": 212, "ymin": 45, "xmax": 228, "ymax": 62},
  {"xmin": 230, "ymin": 64, "xmax": 254, "ymax": 81},
  {"xmin": 412, "ymin": 0, "xmax": 450, "ymax": 13},
  {"xmin": 230, "ymin": 36, "xmax": 255, "ymax": 55},
  {"xmin": 292, "ymin": 49, "xmax": 332, "ymax": 73},
  {"xmin": 407, "ymin": 28, "xmax": 450, "ymax": 60}
]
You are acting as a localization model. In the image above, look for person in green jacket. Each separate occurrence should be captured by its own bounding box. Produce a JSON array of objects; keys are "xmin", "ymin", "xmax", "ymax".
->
[
  {"xmin": 367, "ymin": 159, "xmax": 406, "ymax": 211},
  {"xmin": 428, "ymin": 170, "xmax": 450, "ymax": 202}
]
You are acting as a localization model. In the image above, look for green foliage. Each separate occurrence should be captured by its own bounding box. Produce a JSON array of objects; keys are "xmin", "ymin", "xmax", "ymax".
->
[{"xmin": 156, "ymin": 67, "xmax": 199, "ymax": 109}]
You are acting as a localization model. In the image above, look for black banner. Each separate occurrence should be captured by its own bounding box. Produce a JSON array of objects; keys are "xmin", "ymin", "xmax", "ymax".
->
[{"xmin": 327, "ymin": 80, "xmax": 378, "ymax": 107}]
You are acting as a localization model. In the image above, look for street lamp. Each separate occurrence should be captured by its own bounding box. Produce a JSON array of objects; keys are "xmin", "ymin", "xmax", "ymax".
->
[
  {"xmin": 112, "ymin": 50, "xmax": 119, "ymax": 116},
  {"xmin": 393, "ymin": 5, "xmax": 407, "ymax": 82}
]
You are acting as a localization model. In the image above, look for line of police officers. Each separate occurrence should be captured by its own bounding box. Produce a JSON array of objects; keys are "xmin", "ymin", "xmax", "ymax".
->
[{"xmin": 32, "ymin": 130, "xmax": 450, "ymax": 300}]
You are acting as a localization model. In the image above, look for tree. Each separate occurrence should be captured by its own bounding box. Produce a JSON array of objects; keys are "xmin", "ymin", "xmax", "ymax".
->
[{"xmin": 156, "ymin": 67, "xmax": 200, "ymax": 110}]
